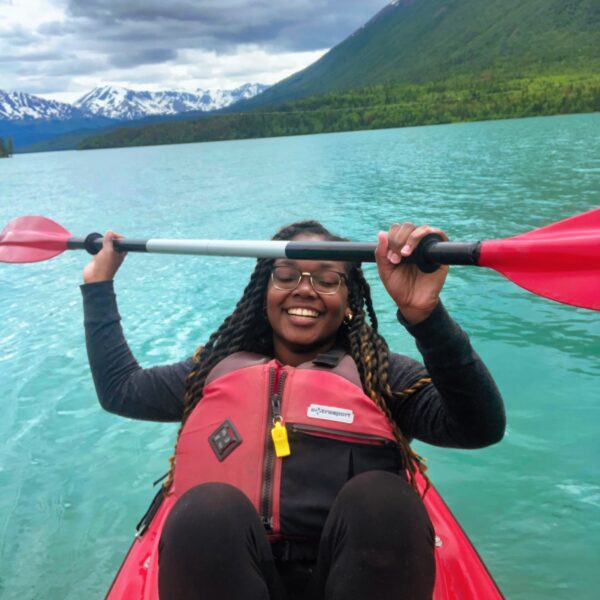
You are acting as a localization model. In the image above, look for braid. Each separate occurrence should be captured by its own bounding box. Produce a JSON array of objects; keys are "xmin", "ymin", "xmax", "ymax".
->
[
  {"xmin": 163, "ymin": 220, "xmax": 431, "ymax": 495},
  {"xmin": 345, "ymin": 267, "xmax": 432, "ymax": 493},
  {"xmin": 164, "ymin": 221, "xmax": 339, "ymax": 490},
  {"xmin": 163, "ymin": 259, "xmax": 273, "ymax": 489}
]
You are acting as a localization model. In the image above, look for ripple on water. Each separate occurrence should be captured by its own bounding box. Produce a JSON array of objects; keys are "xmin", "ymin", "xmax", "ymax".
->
[
  {"xmin": 556, "ymin": 482, "xmax": 600, "ymax": 509},
  {"xmin": 0, "ymin": 114, "xmax": 599, "ymax": 600}
]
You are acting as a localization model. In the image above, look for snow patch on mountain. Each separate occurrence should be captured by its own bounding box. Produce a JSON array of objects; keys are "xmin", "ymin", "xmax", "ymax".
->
[
  {"xmin": 74, "ymin": 83, "xmax": 269, "ymax": 120},
  {"xmin": 0, "ymin": 90, "xmax": 82, "ymax": 121},
  {"xmin": 0, "ymin": 84, "xmax": 269, "ymax": 123}
]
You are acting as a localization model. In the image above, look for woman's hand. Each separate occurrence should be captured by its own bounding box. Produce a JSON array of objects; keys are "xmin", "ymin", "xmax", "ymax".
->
[
  {"xmin": 82, "ymin": 231, "xmax": 127, "ymax": 284},
  {"xmin": 375, "ymin": 223, "xmax": 449, "ymax": 325}
]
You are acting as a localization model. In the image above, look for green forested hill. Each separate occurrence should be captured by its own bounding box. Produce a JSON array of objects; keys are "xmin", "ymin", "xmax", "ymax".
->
[
  {"xmin": 240, "ymin": 0, "xmax": 600, "ymax": 108},
  {"xmin": 79, "ymin": 0, "xmax": 600, "ymax": 151},
  {"xmin": 79, "ymin": 74, "xmax": 600, "ymax": 150}
]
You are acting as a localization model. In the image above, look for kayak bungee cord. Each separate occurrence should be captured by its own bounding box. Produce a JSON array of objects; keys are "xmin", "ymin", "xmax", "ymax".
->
[{"xmin": 1, "ymin": 208, "xmax": 599, "ymax": 310}]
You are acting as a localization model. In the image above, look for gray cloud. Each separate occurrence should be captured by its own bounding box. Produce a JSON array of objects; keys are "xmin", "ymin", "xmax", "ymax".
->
[
  {"xmin": 13, "ymin": 56, "xmax": 108, "ymax": 77},
  {"xmin": 109, "ymin": 48, "xmax": 178, "ymax": 68},
  {"xmin": 63, "ymin": 0, "xmax": 388, "ymax": 52},
  {"xmin": 0, "ymin": 50, "xmax": 65, "ymax": 63},
  {"xmin": 1, "ymin": 0, "xmax": 389, "ymax": 96},
  {"xmin": 37, "ymin": 21, "xmax": 75, "ymax": 37},
  {"xmin": 15, "ymin": 75, "xmax": 75, "ymax": 95},
  {"xmin": 1, "ymin": 25, "xmax": 41, "ymax": 47}
]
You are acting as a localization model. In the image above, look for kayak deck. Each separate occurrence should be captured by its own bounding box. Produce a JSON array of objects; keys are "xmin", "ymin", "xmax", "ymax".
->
[{"xmin": 106, "ymin": 472, "xmax": 502, "ymax": 599}]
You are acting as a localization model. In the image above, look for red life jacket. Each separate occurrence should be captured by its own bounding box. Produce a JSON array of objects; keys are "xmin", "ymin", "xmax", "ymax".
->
[
  {"xmin": 170, "ymin": 350, "xmax": 404, "ymax": 542},
  {"xmin": 110, "ymin": 356, "xmax": 505, "ymax": 599}
]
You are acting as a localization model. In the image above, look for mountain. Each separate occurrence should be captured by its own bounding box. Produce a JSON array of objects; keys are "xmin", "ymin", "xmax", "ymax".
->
[
  {"xmin": 0, "ymin": 83, "xmax": 268, "ymax": 150},
  {"xmin": 10, "ymin": 0, "xmax": 600, "ymax": 151},
  {"xmin": 74, "ymin": 84, "xmax": 269, "ymax": 121},
  {"xmin": 78, "ymin": 0, "xmax": 599, "ymax": 151},
  {"xmin": 0, "ymin": 90, "xmax": 119, "ymax": 149},
  {"xmin": 0, "ymin": 84, "xmax": 268, "ymax": 124},
  {"xmin": 238, "ymin": 0, "xmax": 600, "ymax": 109},
  {"xmin": 0, "ymin": 90, "xmax": 84, "ymax": 121}
]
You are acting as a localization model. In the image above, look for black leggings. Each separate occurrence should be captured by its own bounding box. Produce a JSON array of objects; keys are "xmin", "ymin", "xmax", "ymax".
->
[{"xmin": 158, "ymin": 471, "xmax": 435, "ymax": 600}]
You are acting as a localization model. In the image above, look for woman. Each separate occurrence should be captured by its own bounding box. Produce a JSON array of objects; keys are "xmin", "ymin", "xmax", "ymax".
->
[{"xmin": 82, "ymin": 221, "xmax": 505, "ymax": 600}]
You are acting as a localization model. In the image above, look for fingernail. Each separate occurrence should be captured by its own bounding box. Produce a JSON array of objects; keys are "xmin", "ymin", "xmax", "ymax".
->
[
  {"xmin": 387, "ymin": 251, "xmax": 401, "ymax": 264},
  {"xmin": 400, "ymin": 244, "xmax": 411, "ymax": 256}
]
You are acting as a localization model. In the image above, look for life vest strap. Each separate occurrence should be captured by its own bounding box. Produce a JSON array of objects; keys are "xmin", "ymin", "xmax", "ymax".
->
[
  {"xmin": 312, "ymin": 347, "xmax": 345, "ymax": 368},
  {"xmin": 136, "ymin": 487, "xmax": 166, "ymax": 538}
]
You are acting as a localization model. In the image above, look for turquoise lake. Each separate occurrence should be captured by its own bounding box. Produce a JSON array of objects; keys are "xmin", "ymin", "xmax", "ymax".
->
[{"xmin": 0, "ymin": 113, "xmax": 599, "ymax": 599}]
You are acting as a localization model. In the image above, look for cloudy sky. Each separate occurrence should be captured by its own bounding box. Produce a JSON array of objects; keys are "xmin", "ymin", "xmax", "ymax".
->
[{"xmin": 0, "ymin": 0, "xmax": 389, "ymax": 103}]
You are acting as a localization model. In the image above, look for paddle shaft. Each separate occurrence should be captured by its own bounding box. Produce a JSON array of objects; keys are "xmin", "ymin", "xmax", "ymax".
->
[
  {"xmin": 3, "ymin": 210, "xmax": 598, "ymax": 309},
  {"xmin": 68, "ymin": 233, "xmax": 482, "ymax": 270}
]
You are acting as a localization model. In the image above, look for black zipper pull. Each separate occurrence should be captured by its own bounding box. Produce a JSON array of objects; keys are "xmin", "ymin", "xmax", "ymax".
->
[
  {"xmin": 271, "ymin": 392, "xmax": 281, "ymax": 417},
  {"xmin": 261, "ymin": 515, "xmax": 273, "ymax": 530}
]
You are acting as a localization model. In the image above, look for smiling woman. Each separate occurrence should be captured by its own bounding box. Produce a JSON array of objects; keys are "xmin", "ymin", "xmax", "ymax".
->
[
  {"xmin": 267, "ymin": 248, "xmax": 352, "ymax": 365},
  {"xmin": 81, "ymin": 219, "xmax": 505, "ymax": 599}
]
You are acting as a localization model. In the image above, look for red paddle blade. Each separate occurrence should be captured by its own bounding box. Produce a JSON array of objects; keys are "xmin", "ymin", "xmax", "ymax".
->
[
  {"xmin": 479, "ymin": 208, "xmax": 600, "ymax": 310},
  {"xmin": 0, "ymin": 215, "xmax": 72, "ymax": 263}
]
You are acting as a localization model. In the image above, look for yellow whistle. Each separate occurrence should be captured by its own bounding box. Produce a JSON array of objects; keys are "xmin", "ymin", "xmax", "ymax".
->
[{"xmin": 271, "ymin": 421, "xmax": 291, "ymax": 458}]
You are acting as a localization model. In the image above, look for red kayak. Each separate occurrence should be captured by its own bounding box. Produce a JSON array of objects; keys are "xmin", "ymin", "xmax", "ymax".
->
[{"xmin": 106, "ymin": 471, "xmax": 502, "ymax": 599}]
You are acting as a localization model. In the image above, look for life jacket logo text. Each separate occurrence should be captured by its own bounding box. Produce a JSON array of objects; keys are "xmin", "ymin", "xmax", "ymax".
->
[{"xmin": 307, "ymin": 404, "xmax": 354, "ymax": 424}]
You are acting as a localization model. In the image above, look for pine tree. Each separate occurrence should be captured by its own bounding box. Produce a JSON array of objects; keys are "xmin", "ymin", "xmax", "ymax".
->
[
  {"xmin": 7, "ymin": 136, "xmax": 14, "ymax": 157},
  {"xmin": 0, "ymin": 137, "xmax": 6, "ymax": 158}
]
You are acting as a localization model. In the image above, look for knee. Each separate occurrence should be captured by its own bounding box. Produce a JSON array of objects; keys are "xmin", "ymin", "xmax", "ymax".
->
[
  {"xmin": 162, "ymin": 482, "xmax": 256, "ymax": 542},
  {"xmin": 319, "ymin": 472, "xmax": 436, "ymax": 592},
  {"xmin": 332, "ymin": 471, "xmax": 433, "ymax": 544}
]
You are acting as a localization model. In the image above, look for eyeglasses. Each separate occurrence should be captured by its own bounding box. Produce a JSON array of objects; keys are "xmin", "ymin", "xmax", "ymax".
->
[{"xmin": 271, "ymin": 266, "xmax": 347, "ymax": 295}]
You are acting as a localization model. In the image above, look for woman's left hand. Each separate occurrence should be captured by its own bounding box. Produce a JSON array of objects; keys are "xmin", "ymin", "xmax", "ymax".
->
[{"xmin": 375, "ymin": 223, "xmax": 449, "ymax": 325}]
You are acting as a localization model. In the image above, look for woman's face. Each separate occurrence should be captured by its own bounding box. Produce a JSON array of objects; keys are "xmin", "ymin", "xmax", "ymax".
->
[{"xmin": 266, "ymin": 235, "xmax": 350, "ymax": 365}]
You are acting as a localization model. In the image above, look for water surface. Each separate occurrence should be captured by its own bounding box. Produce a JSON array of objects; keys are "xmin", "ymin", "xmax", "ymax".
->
[{"xmin": 1, "ymin": 113, "xmax": 599, "ymax": 598}]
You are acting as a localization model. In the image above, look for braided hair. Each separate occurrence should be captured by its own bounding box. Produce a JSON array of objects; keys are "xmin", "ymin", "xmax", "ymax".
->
[{"xmin": 163, "ymin": 220, "xmax": 431, "ymax": 491}]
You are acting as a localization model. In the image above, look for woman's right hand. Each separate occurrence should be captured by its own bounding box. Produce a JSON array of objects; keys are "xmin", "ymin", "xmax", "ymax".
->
[{"xmin": 82, "ymin": 231, "xmax": 128, "ymax": 284}]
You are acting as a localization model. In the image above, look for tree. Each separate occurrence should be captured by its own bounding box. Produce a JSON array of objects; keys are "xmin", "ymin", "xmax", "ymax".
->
[
  {"xmin": 0, "ymin": 137, "xmax": 6, "ymax": 158},
  {"xmin": 7, "ymin": 136, "xmax": 14, "ymax": 157}
]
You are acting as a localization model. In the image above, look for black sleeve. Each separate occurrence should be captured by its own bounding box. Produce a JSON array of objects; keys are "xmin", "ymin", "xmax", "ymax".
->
[
  {"xmin": 81, "ymin": 280, "xmax": 194, "ymax": 422},
  {"xmin": 387, "ymin": 302, "xmax": 506, "ymax": 449}
]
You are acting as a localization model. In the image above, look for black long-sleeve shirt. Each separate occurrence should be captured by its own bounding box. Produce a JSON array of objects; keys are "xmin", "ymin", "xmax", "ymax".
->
[{"xmin": 82, "ymin": 280, "xmax": 505, "ymax": 449}]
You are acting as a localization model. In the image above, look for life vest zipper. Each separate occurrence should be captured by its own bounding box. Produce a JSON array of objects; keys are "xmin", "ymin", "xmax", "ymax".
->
[
  {"xmin": 260, "ymin": 366, "xmax": 288, "ymax": 531},
  {"xmin": 289, "ymin": 422, "xmax": 397, "ymax": 446}
]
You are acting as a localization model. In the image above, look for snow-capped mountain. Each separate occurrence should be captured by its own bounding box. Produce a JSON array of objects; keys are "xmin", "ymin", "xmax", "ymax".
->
[
  {"xmin": 0, "ymin": 83, "xmax": 269, "ymax": 150},
  {"xmin": 0, "ymin": 90, "xmax": 84, "ymax": 121},
  {"xmin": 74, "ymin": 83, "xmax": 269, "ymax": 120},
  {"xmin": 193, "ymin": 83, "xmax": 270, "ymax": 112},
  {"xmin": 0, "ymin": 84, "xmax": 269, "ymax": 123},
  {"xmin": 74, "ymin": 86, "xmax": 202, "ymax": 121}
]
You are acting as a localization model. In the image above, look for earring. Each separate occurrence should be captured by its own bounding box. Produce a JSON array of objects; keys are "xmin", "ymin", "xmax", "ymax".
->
[{"xmin": 343, "ymin": 311, "xmax": 353, "ymax": 325}]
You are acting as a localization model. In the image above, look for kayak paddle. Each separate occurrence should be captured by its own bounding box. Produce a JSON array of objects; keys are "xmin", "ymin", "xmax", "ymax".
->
[{"xmin": 1, "ymin": 209, "xmax": 599, "ymax": 310}]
